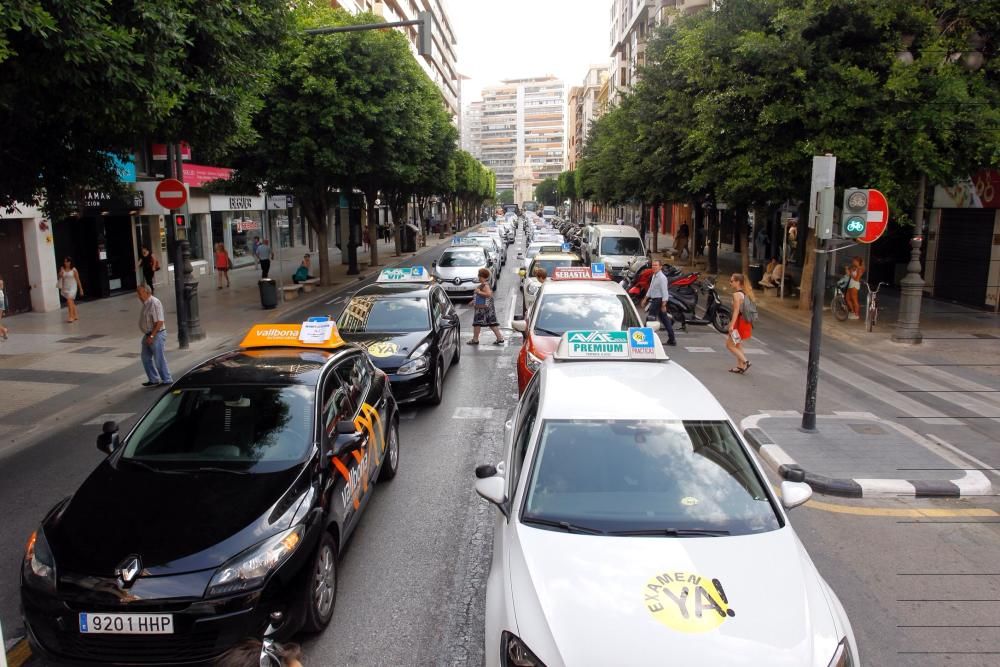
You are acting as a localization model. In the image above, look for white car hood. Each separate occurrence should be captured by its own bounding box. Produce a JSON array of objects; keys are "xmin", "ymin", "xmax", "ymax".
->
[
  {"xmin": 509, "ymin": 525, "xmax": 841, "ymax": 667},
  {"xmin": 598, "ymin": 254, "xmax": 637, "ymax": 268},
  {"xmin": 435, "ymin": 265, "xmax": 481, "ymax": 280}
]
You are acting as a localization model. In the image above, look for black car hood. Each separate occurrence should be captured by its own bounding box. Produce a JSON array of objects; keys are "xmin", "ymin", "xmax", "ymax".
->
[
  {"xmin": 340, "ymin": 330, "xmax": 432, "ymax": 370},
  {"xmin": 45, "ymin": 460, "xmax": 306, "ymax": 576}
]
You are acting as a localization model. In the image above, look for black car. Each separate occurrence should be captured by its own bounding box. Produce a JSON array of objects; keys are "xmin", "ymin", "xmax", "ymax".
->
[
  {"xmin": 337, "ymin": 271, "xmax": 460, "ymax": 405},
  {"xmin": 21, "ymin": 324, "xmax": 399, "ymax": 665}
]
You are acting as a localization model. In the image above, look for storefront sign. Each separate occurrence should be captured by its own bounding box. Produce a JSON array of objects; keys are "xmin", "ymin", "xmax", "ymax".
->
[
  {"xmin": 267, "ymin": 195, "xmax": 294, "ymax": 210},
  {"xmin": 183, "ymin": 163, "xmax": 233, "ymax": 188},
  {"xmin": 82, "ymin": 190, "xmax": 144, "ymax": 212},
  {"xmin": 235, "ymin": 218, "xmax": 260, "ymax": 232},
  {"xmin": 210, "ymin": 194, "xmax": 265, "ymax": 211},
  {"xmin": 151, "ymin": 142, "xmax": 192, "ymax": 161},
  {"xmin": 102, "ymin": 152, "xmax": 136, "ymax": 183}
]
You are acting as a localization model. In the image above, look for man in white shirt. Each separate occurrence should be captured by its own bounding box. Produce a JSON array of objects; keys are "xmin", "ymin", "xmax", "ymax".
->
[
  {"xmin": 640, "ymin": 259, "xmax": 677, "ymax": 346},
  {"xmin": 137, "ymin": 285, "xmax": 173, "ymax": 386}
]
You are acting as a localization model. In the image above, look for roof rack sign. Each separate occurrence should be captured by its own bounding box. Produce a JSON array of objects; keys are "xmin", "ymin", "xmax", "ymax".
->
[
  {"xmin": 240, "ymin": 320, "xmax": 346, "ymax": 350},
  {"xmin": 551, "ymin": 267, "xmax": 605, "ymax": 281},
  {"xmin": 376, "ymin": 266, "xmax": 431, "ymax": 283},
  {"xmin": 451, "ymin": 237, "xmax": 481, "ymax": 246},
  {"xmin": 555, "ymin": 328, "xmax": 667, "ymax": 361}
]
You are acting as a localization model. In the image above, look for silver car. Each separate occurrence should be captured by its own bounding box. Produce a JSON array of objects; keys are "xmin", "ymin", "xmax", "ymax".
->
[
  {"xmin": 467, "ymin": 235, "xmax": 504, "ymax": 271},
  {"xmin": 433, "ymin": 246, "xmax": 493, "ymax": 298}
]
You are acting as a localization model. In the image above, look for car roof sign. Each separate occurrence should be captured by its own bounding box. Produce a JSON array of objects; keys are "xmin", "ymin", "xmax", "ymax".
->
[
  {"xmin": 240, "ymin": 321, "xmax": 346, "ymax": 350},
  {"xmin": 554, "ymin": 328, "xmax": 667, "ymax": 361},
  {"xmin": 376, "ymin": 266, "xmax": 431, "ymax": 283},
  {"xmin": 591, "ymin": 262, "xmax": 607, "ymax": 278},
  {"xmin": 451, "ymin": 237, "xmax": 481, "ymax": 246},
  {"xmin": 561, "ymin": 242, "xmax": 571, "ymax": 252},
  {"xmin": 551, "ymin": 267, "xmax": 601, "ymax": 281}
]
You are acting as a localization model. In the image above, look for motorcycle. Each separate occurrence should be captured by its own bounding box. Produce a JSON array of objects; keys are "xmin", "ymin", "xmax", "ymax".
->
[{"xmin": 668, "ymin": 280, "xmax": 731, "ymax": 333}]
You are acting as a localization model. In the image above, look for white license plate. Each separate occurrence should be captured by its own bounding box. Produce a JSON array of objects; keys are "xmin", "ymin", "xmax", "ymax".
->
[{"xmin": 79, "ymin": 612, "xmax": 174, "ymax": 635}]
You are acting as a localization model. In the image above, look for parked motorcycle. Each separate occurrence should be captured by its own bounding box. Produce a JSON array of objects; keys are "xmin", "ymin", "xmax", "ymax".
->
[{"xmin": 668, "ymin": 280, "xmax": 731, "ymax": 333}]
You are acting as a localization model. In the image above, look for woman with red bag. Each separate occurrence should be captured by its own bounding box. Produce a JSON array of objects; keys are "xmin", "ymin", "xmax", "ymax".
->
[{"xmin": 726, "ymin": 273, "xmax": 755, "ymax": 374}]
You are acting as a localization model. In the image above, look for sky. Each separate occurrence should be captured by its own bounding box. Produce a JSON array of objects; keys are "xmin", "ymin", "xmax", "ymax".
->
[{"xmin": 447, "ymin": 0, "xmax": 612, "ymax": 104}]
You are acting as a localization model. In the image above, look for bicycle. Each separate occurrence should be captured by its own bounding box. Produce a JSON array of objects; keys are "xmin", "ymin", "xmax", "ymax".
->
[
  {"xmin": 864, "ymin": 281, "xmax": 889, "ymax": 332},
  {"xmin": 832, "ymin": 276, "xmax": 849, "ymax": 321}
]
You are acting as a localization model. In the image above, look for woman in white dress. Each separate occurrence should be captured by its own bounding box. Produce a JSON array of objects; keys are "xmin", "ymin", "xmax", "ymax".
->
[{"xmin": 58, "ymin": 256, "xmax": 84, "ymax": 323}]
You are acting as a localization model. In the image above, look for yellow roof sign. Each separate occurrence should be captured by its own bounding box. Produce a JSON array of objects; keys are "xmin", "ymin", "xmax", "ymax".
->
[{"xmin": 239, "ymin": 320, "xmax": 346, "ymax": 350}]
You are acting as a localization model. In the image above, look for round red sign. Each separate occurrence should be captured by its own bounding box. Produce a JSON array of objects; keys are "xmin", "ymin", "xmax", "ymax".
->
[
  {"xmin": 858, "ymin": 189, "xmax": 888, "ymax": 244},
  {"xmin": 155, "ymin": 179, "xmax": 188, "ymax": 210}
]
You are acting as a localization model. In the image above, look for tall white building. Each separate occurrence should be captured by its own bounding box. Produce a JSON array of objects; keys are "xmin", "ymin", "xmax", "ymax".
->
[
  {"xmin": 474, "ymin": 76, "xmax": 565, "ymax": 193},
  {"xmin": 568, "ymin": 65, "xmax": 609, "ymax": 170},
  {"xmin": 461, "ymin": 100, "xmax": 482, "ymax": 156},
  {"xmin": 332, "ymin": 0, "xmax": 461, "ymax": 121}
]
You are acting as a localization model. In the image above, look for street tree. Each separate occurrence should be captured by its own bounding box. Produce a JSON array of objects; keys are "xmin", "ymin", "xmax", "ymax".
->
[
  {"xmin": 0, "ymin": 0, "xmax": 290, "ymax": 216},
  {"xmin": 497, "ymin": 189, "xmax": 515, "ymax": 206},
  {"xmin": 534, "ymin": 178, "xmax": 560, "ymax": 206}
]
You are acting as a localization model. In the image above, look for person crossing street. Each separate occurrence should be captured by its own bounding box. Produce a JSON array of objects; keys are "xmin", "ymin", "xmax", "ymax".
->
[{"xmin": 640, "ymin": 259, "xmax": 676, "ymax": 346}]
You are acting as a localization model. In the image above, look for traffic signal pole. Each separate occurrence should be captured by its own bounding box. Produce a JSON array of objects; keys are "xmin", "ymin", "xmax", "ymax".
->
[{"xmin": 169, "ymin": 144, "xmax": 190, "ymax": 350}]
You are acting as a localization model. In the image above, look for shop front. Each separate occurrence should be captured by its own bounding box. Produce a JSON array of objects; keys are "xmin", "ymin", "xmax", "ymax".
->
[{"xmin": 210, "ymin": 195, "xmax": 266, "ymax": 269}]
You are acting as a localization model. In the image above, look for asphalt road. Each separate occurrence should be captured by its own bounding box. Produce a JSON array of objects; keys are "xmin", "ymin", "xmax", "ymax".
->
[{"xmin": 3, "ymin": 225, "xmax": 999, "ymax": 666}]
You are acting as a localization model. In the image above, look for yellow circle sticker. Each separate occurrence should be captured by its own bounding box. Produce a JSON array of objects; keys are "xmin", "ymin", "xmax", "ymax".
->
[
  {"xmin": 644, "ymin": 571, "xmax": 735, "ymax": 633},
  {"xmin": 367, "ymin": 342, "xmax": 398, "ymax": 357},
  {"xmin": 680, "ymin": 497, "xmax": 699, "ymax": 506}
]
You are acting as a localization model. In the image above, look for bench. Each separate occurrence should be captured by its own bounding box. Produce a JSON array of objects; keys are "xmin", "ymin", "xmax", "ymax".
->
[
  {"xmin": 300, "ymin": 278, "xmax": 321, "ymax": 293},
  {"xmin": 281, "ymin": 285, "xmax": 302, "ymax": 301}
]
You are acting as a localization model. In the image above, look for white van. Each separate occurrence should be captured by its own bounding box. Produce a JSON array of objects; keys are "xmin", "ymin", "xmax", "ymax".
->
[
  {"xmin": 584, "ymin": 224, "xmax": 645, "ymax": 279},
  {"xmin": 542, "ymin": 205, "xmax": 557, "ymax": 221}
]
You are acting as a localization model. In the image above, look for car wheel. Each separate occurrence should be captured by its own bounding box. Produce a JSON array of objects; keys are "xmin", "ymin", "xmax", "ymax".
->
[
  {"xmin": 427, "ymin": 360, "xmax": 443, "ymax": 406},
  {"xmin": 378, "ymin": 419, "xmax": 399, "ymax": 481},
  {"xmin": 300, "ymin": 532, "xmax": 337, "ymax": 633}
]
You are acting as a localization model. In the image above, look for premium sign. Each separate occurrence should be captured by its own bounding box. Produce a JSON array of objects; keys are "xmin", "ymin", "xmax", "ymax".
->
[{"xmin": 565, "ymin": 331, "xmax": 629, "ymax": 358}]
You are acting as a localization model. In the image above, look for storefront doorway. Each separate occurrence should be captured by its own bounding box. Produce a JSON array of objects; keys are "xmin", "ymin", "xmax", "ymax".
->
[
  {"xmin": 935, "ymin": 209, "xmax": 994, "ymax": 308},
  {"xmin": 53, "ymin": 215, "xmax": 138, "ymax": 300},
  {"xmin": 0, "ymin": 220, "xmax": 32, "ymax": 314}
]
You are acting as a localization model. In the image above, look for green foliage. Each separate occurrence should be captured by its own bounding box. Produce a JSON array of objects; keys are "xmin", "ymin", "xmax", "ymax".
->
[
  {"xmin": 534, "ymin": 178, "xmax": 560, "ymax": 205},
  {"xmin": 496, "ymin": 189, "xmax": 515, "ymax": 205},
  {"xmin": 0, "ymin": 0, "xmax": 290, "ymax": 215},
  {"xmin": 557, "ymin": 170, "xmax": 577, "ymax": 201}
]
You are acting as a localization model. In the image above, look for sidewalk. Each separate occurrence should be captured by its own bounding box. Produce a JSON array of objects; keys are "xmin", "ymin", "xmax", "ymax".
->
[
  {"xmin": 651, "ymin": 240, "xmax": 998, "ymax": 499},
  {"xmin": 0, "ymin": 234, "xmax": 455, "ymax": 456}
]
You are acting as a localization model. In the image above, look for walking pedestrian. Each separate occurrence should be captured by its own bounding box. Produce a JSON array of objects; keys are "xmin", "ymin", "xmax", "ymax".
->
[
  {"xmin": 674, "ymin": 222, "xmax": 690, "ymax": 259},
  {"xmin": 137, "ymin": 285, "xmax": 172, "ymax": 387},
  {"xmin": 251, "ymin": 236, "xmax": 261, "ymax": 267},
  {"xmin": 363, "ymin": 228, "xmax": 371, "ymax": 253},
  {"xmin": 639, "ymin": 259, "xmax": 677, "ymax": 346},
  {"xmin": 726, "ymin": 273, "xmax": 754, "ymax": 374},
  {"xmin": 845, "ymin": 257, "xmax": 864, "ymax": 320},
  {"xmin": 214, "ymin": 638, "xmax": 303, "ymax": 667},
  {"xmin": 255, "ymin": 239, "xmax": 273, "ymax": 278},
  {"xmin": 0, "ymin": 277, "xmax": 9, "ymax": 340},
  {"xmin": 137, "ymin": 245, "xmax": 158, "ymax": 294},
  {"xmin": 214, "ymin": 243, "xmax": 232, "ymax": 288},
  {"xmin": 468, "ymin": 268, "xmax": 505, "ymax": 345},
  {"xmin": 58, "ymin": 256, "xmax": 83, "ymax": 323},
  {"xmin": 755, "ymin": 226, "xmax": 770, "ymax": 259}
]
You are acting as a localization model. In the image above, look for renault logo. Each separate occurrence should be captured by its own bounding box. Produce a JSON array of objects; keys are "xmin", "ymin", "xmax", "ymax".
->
[
  {"xmin": 116, "ymin": 555, "xmax": 142, "ymax": 588},
  {"xmin": 453, "ymin": 277, "xmax": 462, "ymax": 285}
]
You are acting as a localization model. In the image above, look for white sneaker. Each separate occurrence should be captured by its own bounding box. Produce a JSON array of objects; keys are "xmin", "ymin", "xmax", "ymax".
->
[{"xmin": 847, "ymin": 313, "xmax": 859, "ymax": 320}]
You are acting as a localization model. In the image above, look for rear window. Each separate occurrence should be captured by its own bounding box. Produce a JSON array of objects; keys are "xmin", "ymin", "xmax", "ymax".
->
[
  {"xmin": 338, "ymin": 296, "xmax": 429, "ymax": 333},
  {"xmin": 529, "ymin": 257, "xmax": 582, "ymax": 276},
  {"xmin": 600, "ymin": 236, "xmax": 643, "ymax": 256},
  {"xmin": 532, "ymin": 294, "xmax": 640, "ymax": 337}
]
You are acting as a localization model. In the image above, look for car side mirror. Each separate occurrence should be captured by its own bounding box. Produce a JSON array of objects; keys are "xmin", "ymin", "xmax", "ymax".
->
[
  {"xmin": 475, "ymin": 476, "xmax": 508, "ymax": 516},
  {"xmin": 516, "ymin": 253, "xmax": 524, "ymax": 259},
  {"xmin": 97, "ymin": 421, "xmax": 120, "ymax": 455},
  {"xmin": 431, "ymin": 260, "xmax": 437, "ymax": 267},
  {"xmin": 438, "ymin": 316, "xmax": 456, "ymax": 329},
  {"xmin": 511, "ymin": 319, "xmax": 527, "ymax": 332},
  {"xmin": 518, "ymin": 269, "xmax": 526, "ymax": 278},
  {"xmin": 331, "ymin": 420, "xmax": 363, "ymax": 457},
  {"xmin": 780, "ymin": 480, "xmax": 813, "ymax": 510}
]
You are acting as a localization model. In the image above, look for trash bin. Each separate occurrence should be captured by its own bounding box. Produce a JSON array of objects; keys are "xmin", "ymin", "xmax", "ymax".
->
[
  {"xmin": 258, "ymin": 278, "xmax": 278, "ymax": 309},
  {"xmin": 749, "ymin": 263, "xmax": 764, "ymax": 287},
  {"xmin": 401, "ymin": 223, "xmax": 419, "ymax": 253}
]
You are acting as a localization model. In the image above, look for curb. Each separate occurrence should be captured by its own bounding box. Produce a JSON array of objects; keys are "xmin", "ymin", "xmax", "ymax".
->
[{"xmin": 742, "ymin": 425, "xmax": 986, "ymax": 499}]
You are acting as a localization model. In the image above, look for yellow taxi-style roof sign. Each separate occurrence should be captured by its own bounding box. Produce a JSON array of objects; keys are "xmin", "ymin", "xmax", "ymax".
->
[
  {"xmin": 376, "ymin": 266, "xmax": 432, "ymax": 283},
  {"xmin": 239, "ymin": 319, "xmax": 346, "ymax": 350}
]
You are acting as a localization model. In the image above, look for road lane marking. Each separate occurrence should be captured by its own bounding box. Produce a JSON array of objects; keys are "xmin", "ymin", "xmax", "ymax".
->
[
  {"xmin": 685, "ymin": 346, "xmax": 715, "ymax": 352},
  {"xmin": 803, "ymin": 499, "xmax": 998, "ymax": 518},
  {"xmin": 506, "ymin": 290, "xmax": 517, "ymax": 329},
  {"xmin": 926, "ymin": 434, "xmax": 1000, "ymax": 481},
  {"xmin": 453, "ymin": 407, "xmax": 495, "ymax": 419},
  {"xmin": 82, "ymin": 412, "xmax": 135, "ymax": 425}
]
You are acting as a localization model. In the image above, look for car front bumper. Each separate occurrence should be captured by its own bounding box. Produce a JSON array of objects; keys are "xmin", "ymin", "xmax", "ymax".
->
[{"xmin": 388, "ymin": 369, "xmax": 433, "ymax": 404}]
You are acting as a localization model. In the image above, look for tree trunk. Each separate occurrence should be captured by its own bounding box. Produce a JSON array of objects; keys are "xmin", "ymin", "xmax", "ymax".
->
[
  {"xmin": 739, "ymin": 208, "xmax": 751, "ymax": 279},
  {"xmin": 707, "ymin": 207, "xmax": 719, "ymax": 275},
  {"xmin": 798, "ymin": 223, "xmax": 815, "ymax": 311},
  {"xmin": 651, "ymin": 202, "xmax": 659, "ymax": 254},
  {"xmin": 302, "ymin": 199, "xmax": 331, "ymax": 286},
  {"xmin": 364, "ymin": 190, "xmax": 380, "ymax": 267}
]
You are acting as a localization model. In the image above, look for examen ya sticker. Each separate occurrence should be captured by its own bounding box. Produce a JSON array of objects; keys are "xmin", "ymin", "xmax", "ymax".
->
[{"xmin": 643, "ymin": 571, "xmax": 736, "ymax": 633}]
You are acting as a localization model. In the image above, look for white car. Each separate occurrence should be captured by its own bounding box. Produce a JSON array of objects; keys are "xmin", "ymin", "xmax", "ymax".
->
[
  {"xmin": 520, "ymin": 252, "xmax": 583, "ymax": 316},
  {"xmin": 432, "ymin": 245, "xmax": 492, "ymax": 297},
  {"xmin": 476, "ymin": 332, "xmax": 860, "ymax": 667},
  {"xmin": 518, "ymin": 242, "xmax": 565, "ymax": 278},
  {"xmin": 467, "ymin": 234, "xmax": 505, "ymax": 270}
]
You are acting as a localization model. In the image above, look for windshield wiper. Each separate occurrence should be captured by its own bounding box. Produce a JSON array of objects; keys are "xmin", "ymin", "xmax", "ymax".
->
[
  {"xmin": 532, "ymin": 326, "xmax": 562, "ymax": 337},
  {"xmin": 521, "ymin": 516, "xmax": 606, "ymax": 535},
  {"xmin": 194, "ymin": 466, "xmax": 251, "ymax": 475},
  {"xmin": 121, "ymin": 459, "xmax": 188, "ymax": 475},
  {"xmin": 609, "ymin": 528, "xmax": 731, "ymax": 537}
]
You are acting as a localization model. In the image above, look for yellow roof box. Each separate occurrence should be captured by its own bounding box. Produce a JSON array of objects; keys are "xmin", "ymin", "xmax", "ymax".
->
[{"xmin": 240, "ymin": 318, "xmax": 346, "ymax": 350}]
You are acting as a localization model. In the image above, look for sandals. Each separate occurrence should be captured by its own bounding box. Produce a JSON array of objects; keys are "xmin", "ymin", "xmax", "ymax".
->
[
  {"xmin": 493, "ymin": 339, "xmax": 505, "ymax": 345},
  {"xmin": 466, "ymin": 340, "xmax": 479, "ymax": 345},
  {"xmin": 728, "ymin": 361, "xmax": 751, "ymax": 374}
]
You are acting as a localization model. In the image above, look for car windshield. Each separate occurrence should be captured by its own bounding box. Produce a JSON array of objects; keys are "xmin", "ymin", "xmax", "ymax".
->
[
  {"xmin": 600, "ymin": 237, "xmax": 643, "ymax": 256},
  {"xmin": 469, "ymin": 237, "xmax": 497, "ymax": 252},
  {"xmin": 532, "ymin": 294, "xmax": 640, "ymax": 336},
  {"xmin": 529, "ymin": 257, "xmax": 582, "ymax": 276},
  {"xmin": 338, "ymin": 296, "xmax": 429, "ymax": 333},
  {"xmin": 439, "ymin": 249, "xmax": 486, "ymax": 267},
  {"xmin": 122, "ymin": 386, "xmax": 313, "ymax": 470},
  {"xmin": 522, "ymin": 420, "xmax": 781, "ymax": 535}
]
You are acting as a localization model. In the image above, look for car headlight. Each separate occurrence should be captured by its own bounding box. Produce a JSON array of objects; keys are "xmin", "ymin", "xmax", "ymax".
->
[
  {"xmin": 525, "ymin": 351, "xmax": 543, "ymax": 372},
  {"xmin": 526, "ymin": 282, "xmax": 540, "ymax": 296},
  {"xmin": 23, "ymin": 528, "xmax": 57, "ymax": 593},
  {"xmin": 206, "ymin": 524, "xmax": 305, "ymax": 597},
  {"xmin": 502, "ymin": 631, "xmax": 546, "ymax": 667},
  {"xmin": 828, "ymin": 637, "xmax": 855, "ymax": 667},
  {"xmin": 398, "ymin": 342, "xmax": 431, "ymax": 376}
]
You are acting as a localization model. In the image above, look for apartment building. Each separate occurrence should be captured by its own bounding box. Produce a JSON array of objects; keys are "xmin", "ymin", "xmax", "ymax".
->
[
  {"xmin": 475, "ymin": 76, "xmax": 565, "ymax": 192},
  {"xmin": 461, "ymin": 100, "xmax": 483, "ymax": 156},
  {"xmin": 567, "ymin": 66, "xmax": 610, "ymax": 170},
  {"xmin": 331, "ymin": 0, "xmax": 461, "ymax": 120}
]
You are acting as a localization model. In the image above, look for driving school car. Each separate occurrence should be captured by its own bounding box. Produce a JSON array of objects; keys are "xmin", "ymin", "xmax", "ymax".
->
[
  {"xmin": 22, "ymin": 320, "xmax": 399, "ymax": 665},
  {"xmin": 520, "ymin": 250, "xmax": 583, "ymax": 316},
  {"xmin": 433, "ymin": 242, "xmax": 493, "ymax": 297},
  {"xmin": 475, "ymin": 331, "xmax": 859, "ymax": 667},
  {"xmin": 338, "ymin": 267, "xmax": 461, "ymax": 405}
]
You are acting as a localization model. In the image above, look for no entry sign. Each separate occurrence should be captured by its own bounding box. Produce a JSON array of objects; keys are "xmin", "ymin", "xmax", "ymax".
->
[
  {"xmin": 155, "ymin": 179, "xmax": 188, "ymax": 210},
  {"xmin": 858, "ymin": 189, "xmax": 888, "ymax": 244}
]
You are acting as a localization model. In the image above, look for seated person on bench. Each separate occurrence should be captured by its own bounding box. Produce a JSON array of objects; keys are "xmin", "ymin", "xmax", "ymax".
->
[
  {"xmin": 292, "ymin": 254, "xmax": 317, "ymax": 284},
  {"xmin": 759, "ymin": 259, "xmax": 784, "ymax": 287}
]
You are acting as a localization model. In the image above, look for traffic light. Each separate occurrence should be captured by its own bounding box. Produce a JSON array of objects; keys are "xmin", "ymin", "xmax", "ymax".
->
[
  {"xmin": 174, "ymin": 214, "xmax": 186, "ymax": 228},
  {"xmin": 417, "ymin": 11, "xmax": 433, "ymax": 57},
  {"xmin": 842, "ymin": 188, "xmax": 868, "ymax": 239}
]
